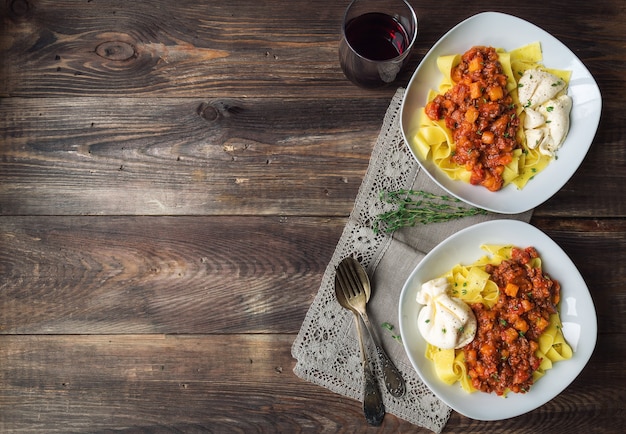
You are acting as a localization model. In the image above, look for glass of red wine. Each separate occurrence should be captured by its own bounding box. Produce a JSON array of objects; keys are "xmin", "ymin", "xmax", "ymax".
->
[{"xmin": 339, "ymin": 0, "xmax": 418, "ymax": 88}]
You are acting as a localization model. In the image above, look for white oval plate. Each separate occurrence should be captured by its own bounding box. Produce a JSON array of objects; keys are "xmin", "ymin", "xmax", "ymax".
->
[
  {"xmin": 398, "ymin": 219, "xmax": 597, "ymax": 420},
  {"xmin": 400, "ymin": 12, "xmax": 602, "ymax": 214}
]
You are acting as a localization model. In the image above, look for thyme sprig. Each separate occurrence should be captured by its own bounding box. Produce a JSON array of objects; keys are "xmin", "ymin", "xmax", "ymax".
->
[{"xmin": 373, "ymin": 189, "xmax": 488, "ymax": 234}]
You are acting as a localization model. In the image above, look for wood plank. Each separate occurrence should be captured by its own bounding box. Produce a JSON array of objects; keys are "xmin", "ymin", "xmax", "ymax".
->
[
  {"xmin": 1, "ymin": 97, "xmax": 624, "ymax": 217},
  {"xmin": 1, "ymin": 216, "xmax": 624, "ymax": 335},
  {"xmin": 0, "ymin": 97, "xmax": 388, "ymax": 216},
  {"xmin": 0, "ymin": 216, "xmax": 343, "ymax": 334},
  {"xmin": 1, "ymin": 1, "xmax": 622, "ymax": 98},
  {"xmin": 0, "ymin": 334, "xmax": 624, "ymax": 433},
  {"xmin": 0, "ymin": 0, "xmax": 359, "ymax": 98}
]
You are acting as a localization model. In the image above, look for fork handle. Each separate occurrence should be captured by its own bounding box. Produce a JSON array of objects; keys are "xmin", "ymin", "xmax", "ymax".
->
[
  {"xmin": 362, "ymin": 358, "xmax": 385, "ymax": 426},
  {"xmin": 354, "ymin": 315, "xmax": 385, "ymax": 425},
  {"xmin": 360, "ymin": 312, "xmax": 407, "ymax": 398}
]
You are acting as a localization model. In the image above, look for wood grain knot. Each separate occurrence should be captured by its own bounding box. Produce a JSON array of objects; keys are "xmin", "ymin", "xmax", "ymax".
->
[
  {"xmin": 197, "ymin": 103, "xmax": 219, "ymax": 122},
  {"xmin": 95, "ymin": 41, "xmax": 136, "ymax": 61},
  {"xmin": 197, "ymin": 100, "xmax": 244, "ymax": 122},
  {"xmin": 9, "ymin": 0, "xmax": 31, "ymax": 18}
]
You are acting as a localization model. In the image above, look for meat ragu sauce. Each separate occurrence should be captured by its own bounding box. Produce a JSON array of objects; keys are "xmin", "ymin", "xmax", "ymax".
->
[
  {"xmin": 464, "ymin": 247, "xmax": 560, "ymax": 395},
  {"xmin": 425, "ymin": 46, "xmax": 520, "ymax": 191}
]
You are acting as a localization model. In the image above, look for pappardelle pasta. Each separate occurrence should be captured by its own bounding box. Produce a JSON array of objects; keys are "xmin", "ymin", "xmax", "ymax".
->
[
  {"xmin": 420, "ymin": 244, "xmax": 572, "ymax": 396},
  {"xmin": 410, "ymin": 43, "xmax": 572, "ymax": 191}
]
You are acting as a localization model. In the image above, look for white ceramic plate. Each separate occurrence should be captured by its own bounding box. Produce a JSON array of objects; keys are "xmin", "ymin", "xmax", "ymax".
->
[
  {"xmin": 398, "ymin": 219, "xmax": 597, "ymax": 420},
  {"xmin": 400, "ymin": 12, "xmax": 602, "ymax": 214}
]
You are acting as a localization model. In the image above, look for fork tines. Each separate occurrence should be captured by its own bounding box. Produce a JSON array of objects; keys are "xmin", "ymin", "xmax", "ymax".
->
[{"xmin": 337, "ymin": 257, "xmax": 362, "ymax": 298}]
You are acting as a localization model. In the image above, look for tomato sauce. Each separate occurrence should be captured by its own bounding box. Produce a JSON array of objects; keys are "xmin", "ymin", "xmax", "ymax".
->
[
  {"xmin": 464, "ymin": 247, "xmax": 560, "ymax": 395},
  {"xmin": 425, "ymin": 46, "xmax": 520, "ymax": 191}
]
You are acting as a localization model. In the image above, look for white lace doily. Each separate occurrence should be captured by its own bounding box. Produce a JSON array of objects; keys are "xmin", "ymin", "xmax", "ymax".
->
[{"xmin": 291, "ymin": 88, "xmax": 531, "ymax": 432}]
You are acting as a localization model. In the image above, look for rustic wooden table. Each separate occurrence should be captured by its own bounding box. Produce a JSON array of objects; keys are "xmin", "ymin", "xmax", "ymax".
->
[{"xmin": 1, "ymin": 0, "xmax": 624, "ymax": 432}]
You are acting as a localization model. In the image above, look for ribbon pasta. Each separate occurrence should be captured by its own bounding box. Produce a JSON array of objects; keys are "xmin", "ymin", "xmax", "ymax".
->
[
  {"xmin": 424, "ymin": 244, "xmax": 573, "ymax": 394},
  {"xmin": 410, "ymin": 43, "xmax": 571, "ymax": 190}
]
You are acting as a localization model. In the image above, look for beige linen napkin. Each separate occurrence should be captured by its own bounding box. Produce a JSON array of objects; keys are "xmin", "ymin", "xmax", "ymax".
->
[{"xmin": 291, "ymin": 88, "xmax": 532, "ymax": 432}]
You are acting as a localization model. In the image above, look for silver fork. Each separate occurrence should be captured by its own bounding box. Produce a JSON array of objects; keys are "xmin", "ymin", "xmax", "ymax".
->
[
  {"xmin": 336, "ymin": 256, "xmax": 407, "ymax": 398},
  {"xmin": 335, "ymin": 269, "xmax": 385, "ymax": 426}
]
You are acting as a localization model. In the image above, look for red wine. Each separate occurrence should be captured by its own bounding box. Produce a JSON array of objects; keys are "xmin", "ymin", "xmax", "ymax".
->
[{"xmin": 345, "ymin": 12, "xmax": 409, "ymax": 61}]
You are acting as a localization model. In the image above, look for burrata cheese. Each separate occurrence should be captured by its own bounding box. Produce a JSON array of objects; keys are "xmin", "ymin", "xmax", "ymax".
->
[
  {"xmin": 416, "ymin": 277, "xmax": 477, "ymax": 350},
  {"xmin": 518, "ymin": 69, "xmax": 572, "ymax": 157}
]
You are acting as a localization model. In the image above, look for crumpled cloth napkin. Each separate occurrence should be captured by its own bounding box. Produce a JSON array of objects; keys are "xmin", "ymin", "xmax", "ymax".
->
[{"xmin": 291, "ymin": 88, "xmax": 532, "ymax": 432}]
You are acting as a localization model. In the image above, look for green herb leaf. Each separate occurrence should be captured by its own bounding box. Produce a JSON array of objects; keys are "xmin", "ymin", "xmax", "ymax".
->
[
  {"xmin": 373, "ymin": 190, "xmax": 489, "ymax": 234},
  {"xmin": 381, "ymin": 322, "xmax": 402, "ymax": 343}
]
